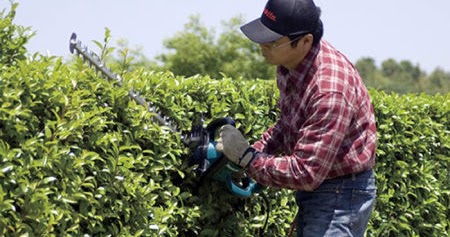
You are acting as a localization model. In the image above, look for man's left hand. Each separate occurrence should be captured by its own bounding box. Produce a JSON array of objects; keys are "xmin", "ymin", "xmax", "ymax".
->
[{"xmin": 216, "ymin": 125, "xmax": 256, "ymax": 168}]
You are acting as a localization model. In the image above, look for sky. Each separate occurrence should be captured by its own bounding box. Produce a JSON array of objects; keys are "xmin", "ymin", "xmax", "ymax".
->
[{"xmin": 2, "ymin": 0, "xmax": 450, "ymax": 73}]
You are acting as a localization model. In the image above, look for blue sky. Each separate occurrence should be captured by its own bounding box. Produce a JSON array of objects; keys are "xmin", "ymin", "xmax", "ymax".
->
[{"xmin": 2, "ymin": 0, "xmax": 450, "ymax": 73}]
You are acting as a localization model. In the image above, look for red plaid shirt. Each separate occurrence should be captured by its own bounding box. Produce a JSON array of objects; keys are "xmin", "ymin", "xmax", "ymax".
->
[{"xmin": 248, "ymin": 40, "xmax": 377, "ymax": 191}]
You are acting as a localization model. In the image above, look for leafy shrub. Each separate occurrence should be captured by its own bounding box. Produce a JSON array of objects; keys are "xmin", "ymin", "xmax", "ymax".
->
[
  {"xmin": 367, "ymin": 90, "xmax": 450, "ymax": 236},
  {"xmin": 0, "ymin": 3, "xmax": 33, "ymax": 66},
  {"xmin": 1, "ymin": 52, "xmax": 449, "ymax": 236},
  {"xmin": 0, "ymin": 54, "xmax": 293, "ymax": 236}
]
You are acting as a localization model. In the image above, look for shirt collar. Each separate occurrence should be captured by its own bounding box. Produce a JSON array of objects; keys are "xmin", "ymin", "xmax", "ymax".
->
[{"xmin": 277, "ymin": 41, "xmax": 321, "ymax": 87}]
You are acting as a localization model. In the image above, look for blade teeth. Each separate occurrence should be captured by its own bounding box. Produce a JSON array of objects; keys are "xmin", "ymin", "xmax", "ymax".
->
[{"xmin": 69, "ymin": 33, "xmax": 179, "ymax": 133}]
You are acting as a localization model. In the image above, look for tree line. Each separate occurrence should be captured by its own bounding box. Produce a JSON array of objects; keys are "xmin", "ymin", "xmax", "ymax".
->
[
  {"xmin": 356, "ymin": 57, "xmax": 450, "ymax": 94},
  {"xmin": 112, "ymin": 15, "xmax": 449, "ymax": 95}
]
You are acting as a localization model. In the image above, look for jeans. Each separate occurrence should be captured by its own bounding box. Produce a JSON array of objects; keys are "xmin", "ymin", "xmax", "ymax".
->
[{"xmin": 295, "ymin": 169, "xmax": 376, "ymax": 237}]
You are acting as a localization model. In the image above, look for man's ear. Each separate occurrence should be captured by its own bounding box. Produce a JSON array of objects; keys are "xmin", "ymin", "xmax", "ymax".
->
[
  {"xmin": 295, "ymin": 33, "xmax": 314, "ymax": 53},
  {"xmin": 300, "ymin": 33, "xmax": 314, "ymax": 48}
]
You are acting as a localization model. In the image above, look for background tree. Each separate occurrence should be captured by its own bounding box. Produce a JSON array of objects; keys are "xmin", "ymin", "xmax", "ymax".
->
[
  {"xmin": 355, "ymin": 57, "xmax": 388, "ymax": 90},
  {"xmin": 153, "ymin": 15, "xmax": 276, "ymax": 80},
  {"xmin": 381, "ymin": 59, "xmax": 425, "ymax": 93},
  {"xmin": 155, "ymin": 15, "xmax": 221, "ymax": 78},
  {"xmin": 355, "ymin": 57, "xmax": 449, "ymax": 94},
  {"xmin": 426, "ymin": 67, "xmax": 450, "ymax": 94}
]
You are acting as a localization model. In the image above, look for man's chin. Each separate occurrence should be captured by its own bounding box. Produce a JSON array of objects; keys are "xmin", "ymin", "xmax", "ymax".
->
[{"xmin": 263, "ymin": 56, "xmax": 276, "ymax": 65}]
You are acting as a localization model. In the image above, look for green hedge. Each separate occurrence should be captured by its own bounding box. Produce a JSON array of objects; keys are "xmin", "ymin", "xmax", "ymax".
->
[
  {"xmin": 1, "ymin": 54, "xmax": 449, "ymax": 236},
  {"xmin": 368, "ymin": 90, "xmax": 450, "ymax": 236}
]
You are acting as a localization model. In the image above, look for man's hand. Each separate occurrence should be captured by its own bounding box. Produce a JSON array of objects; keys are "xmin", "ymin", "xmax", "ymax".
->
[{"xmin": 216, "ymin": 125, "xmax": 256, "ymax": 168}]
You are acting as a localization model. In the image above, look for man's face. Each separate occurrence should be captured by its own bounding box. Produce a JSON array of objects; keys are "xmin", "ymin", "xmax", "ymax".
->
[{"xmin": 259, "ymin": 34, "xmax": 313, "ymax": 70}]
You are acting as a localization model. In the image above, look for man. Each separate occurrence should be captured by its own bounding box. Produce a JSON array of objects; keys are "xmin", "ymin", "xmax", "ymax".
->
[{"xmin": 216, "ymin": 0, "xmax": 377, "ymax": 236}]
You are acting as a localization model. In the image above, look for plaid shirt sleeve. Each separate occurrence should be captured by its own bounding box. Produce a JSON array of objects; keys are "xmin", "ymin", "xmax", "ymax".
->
[
  {"xmin": 248, "ymin": 91, "xmax": 354, "ymax": 191},
  {"xmin": 252, "ymin": 122, "xmax": 283, "ymax": 154}
]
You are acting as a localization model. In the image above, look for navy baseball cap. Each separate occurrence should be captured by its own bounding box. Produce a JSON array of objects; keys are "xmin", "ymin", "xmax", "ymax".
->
[{"xmin": 241, "ymin": 0, "xmax": 320, "ymax": 43}]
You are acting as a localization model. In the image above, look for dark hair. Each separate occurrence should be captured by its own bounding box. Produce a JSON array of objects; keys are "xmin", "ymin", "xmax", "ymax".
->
[{"xmin": 289, "ymin": 7, "xmax": 324, "ymax": 47}]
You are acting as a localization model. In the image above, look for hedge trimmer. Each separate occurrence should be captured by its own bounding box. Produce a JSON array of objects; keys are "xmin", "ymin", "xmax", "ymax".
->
[{"xmin": 68, "ymin": 32, "xmax": 261, "ymax": 198}]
